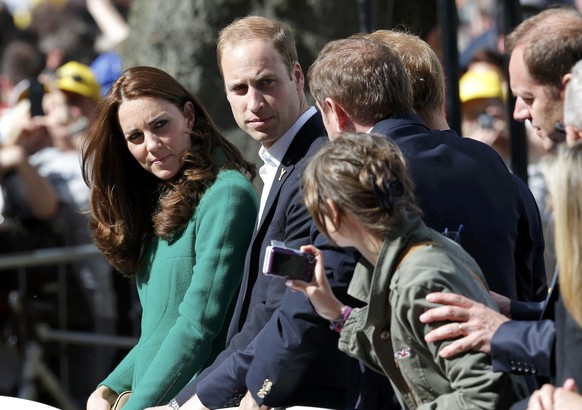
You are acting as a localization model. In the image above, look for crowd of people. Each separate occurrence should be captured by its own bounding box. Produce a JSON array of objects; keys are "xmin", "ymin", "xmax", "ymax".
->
[{"xmin": 2, "ymin": 1, "xmax": 582, "ymax": 410}]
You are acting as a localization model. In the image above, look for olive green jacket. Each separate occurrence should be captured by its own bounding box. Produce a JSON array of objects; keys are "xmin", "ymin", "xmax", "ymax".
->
[{"xmin": 339, "ymin": 213, "xmax": 527, "ymax": 410}]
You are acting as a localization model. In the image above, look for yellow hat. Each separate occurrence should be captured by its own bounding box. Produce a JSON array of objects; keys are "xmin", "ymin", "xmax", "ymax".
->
[
  {"xmin": 55, "ymin": 61, "xmax": 102, "ymax": 102},
  {"xmin": 459, "ymin": 69, "xmax": 505, "ymax": 103}
]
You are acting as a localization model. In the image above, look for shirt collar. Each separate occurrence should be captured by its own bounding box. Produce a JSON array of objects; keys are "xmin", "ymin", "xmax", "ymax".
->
[{"xmin": 258, "ymin": 106, "xmax": 317, "ymax": 162}]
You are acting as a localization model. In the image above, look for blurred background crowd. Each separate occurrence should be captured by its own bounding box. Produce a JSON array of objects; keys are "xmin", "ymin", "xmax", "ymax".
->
[{"xmin": 0, "ymin": 0, "xmax": 579, "ymax": 408}]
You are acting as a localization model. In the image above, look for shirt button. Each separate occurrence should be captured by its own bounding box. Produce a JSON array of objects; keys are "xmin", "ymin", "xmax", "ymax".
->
[{"xmin": 380, "ymin": 330, "xmax": 390, "ymax": 340}]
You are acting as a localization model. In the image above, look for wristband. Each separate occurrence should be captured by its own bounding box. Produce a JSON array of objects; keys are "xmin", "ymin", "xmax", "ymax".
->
[{"xmin": 329, "ymin": 306, "xmax": 352, "ymax": 333}]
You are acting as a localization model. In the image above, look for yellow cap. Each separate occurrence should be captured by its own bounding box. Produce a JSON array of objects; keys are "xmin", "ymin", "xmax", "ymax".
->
[
  {"xmin": 459, "ymin": 69, "xmax": 505, "ymax": 103},
  {"xmin": 55, "ymin": 61, "xmax": 101, "ymax": 103}
]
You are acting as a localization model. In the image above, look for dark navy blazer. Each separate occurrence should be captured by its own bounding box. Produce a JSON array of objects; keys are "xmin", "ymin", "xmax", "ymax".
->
[
  {"xmin": 372, "ymin": 114, "xmax": 547, "ymax": 303},
  {"xmin": 494, "ymin": 277, "xmax": 582, "ymax": 409},
  {"xmin": 173, "ymin": 112, "xmax": 360, "ymax": 408}
]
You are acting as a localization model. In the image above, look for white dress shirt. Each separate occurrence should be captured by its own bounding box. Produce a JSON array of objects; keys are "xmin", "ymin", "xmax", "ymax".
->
[{"xmin": 256, "ymin": 106, "xmax": 317, "ymax": 225}]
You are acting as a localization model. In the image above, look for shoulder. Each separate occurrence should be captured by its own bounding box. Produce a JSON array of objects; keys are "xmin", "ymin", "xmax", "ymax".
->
[
  {"xmin": 283, "ymin": 112, "xmax": 327, "ymax": 166},
  {"xmin": 394, "ymin": 237, "xmax": 490, "ymax": 302},
  {"xmin": 194, "ymin": 170, "xmax": 257, "ymax": 215},
  {"xmin": 204, "ymin": 169, "xmax": 256, "ymax": 198}
]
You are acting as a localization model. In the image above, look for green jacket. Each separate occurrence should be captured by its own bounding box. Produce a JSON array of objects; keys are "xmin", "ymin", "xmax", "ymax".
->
[
  {"xmin": 339, "ymin": 213, "xmax": 527, "ymax": 410},
  {"xmin": 100, "ymin": 169, "xmax": 258, "ymax": 410}
]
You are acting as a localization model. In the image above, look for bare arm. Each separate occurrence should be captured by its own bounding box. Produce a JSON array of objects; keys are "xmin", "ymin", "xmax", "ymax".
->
[
  {"xmin": 0, "ymin": 145, "xmax": 58, "ymax": 220},
  {"xmin": 86, "ymin": 0, "xmax": 129, "ymax": 48}
]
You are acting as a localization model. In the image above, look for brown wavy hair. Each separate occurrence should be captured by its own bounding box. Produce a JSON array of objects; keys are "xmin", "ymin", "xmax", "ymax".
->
[{"xmin": 82, "ymin": 66, "xmax": 255, "ymax": 276}]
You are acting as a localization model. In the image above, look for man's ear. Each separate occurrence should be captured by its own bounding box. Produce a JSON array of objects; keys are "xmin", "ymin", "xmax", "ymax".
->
[
  {"xmin": 292, "ymin": 62, "xmax": 304, "ymax": 90},
  {"xmin": 562, "ymin": 72, "xmax": 572, "ymax": 88},
  {"xmin": 325, "ymin": 98, "xmax": 354, "ymax": 132},
  {"xmin": 560, "ymin": 72, "xmax": 572, "ymax": 102}
]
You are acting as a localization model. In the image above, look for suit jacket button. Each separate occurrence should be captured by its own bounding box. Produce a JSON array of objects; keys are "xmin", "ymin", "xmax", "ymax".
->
[{"xmin": 380, "ymin": 330, "xmax": 390, "ymax": 340}]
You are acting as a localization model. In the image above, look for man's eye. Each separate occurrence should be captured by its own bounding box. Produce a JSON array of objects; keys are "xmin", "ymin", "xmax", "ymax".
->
[{"xmin": 231, "ymin": 85, "xmax": 248, "ymax": 94}]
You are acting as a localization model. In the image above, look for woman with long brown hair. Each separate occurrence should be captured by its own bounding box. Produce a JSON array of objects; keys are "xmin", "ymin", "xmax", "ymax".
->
[{"xmin": 84, "ymin": 66, "xmax": 257, "ymax": 410}]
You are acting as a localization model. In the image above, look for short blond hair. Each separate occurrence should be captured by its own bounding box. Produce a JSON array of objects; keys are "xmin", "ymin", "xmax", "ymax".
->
[
  {"xmin": 367, "ymin": 30, "xmax": 445, "ymax": 120},
  {"xmin": 216, "ymin": 15, "xmax": 297, "ymax": 79}
]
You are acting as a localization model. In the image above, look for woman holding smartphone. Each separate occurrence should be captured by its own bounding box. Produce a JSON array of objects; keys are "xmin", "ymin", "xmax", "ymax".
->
[{"xmin": 287, "ymin": 132, "xmax": 527, "ymax": 409}]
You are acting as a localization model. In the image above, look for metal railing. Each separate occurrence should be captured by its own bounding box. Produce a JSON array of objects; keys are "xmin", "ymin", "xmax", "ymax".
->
[{"xmin": 0, "ymin": 244, "xmax": 138, "ymax": 410}]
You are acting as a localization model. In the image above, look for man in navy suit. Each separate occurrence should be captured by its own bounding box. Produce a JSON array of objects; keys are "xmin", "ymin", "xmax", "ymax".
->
[
  {"xmin": 414, "ymin": 7, "xmax": 582, "ymax": 409},
  {"xmin": 308, "ymin": 35, "xmax": 545, "ymax": 307},
  {"xmin": 155, "ymin": 16, "xmax": 360, "ymax": 410}
]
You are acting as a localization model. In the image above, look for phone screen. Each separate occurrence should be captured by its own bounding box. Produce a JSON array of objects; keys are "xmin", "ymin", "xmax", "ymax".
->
[
  {"xmin": 28, "ymin": 78, "xmax": 44, "ymax": 117},
  {"xmin": 263, "ymin": 246, "xmax": 314, "ymax": 282}
]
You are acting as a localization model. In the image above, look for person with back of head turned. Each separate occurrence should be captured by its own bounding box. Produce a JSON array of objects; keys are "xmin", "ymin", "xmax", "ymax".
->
[
  {"xmin": 153, "ymin": 15, "xmax": 361, "ymax": 410},
  {"xmin": 83, "ymin": 66, "xmax": 258, "ymax": 410},
  {"xmin": 366, "ymin": 31, "xmax": 546, "ymax": 306},
  {"xmin": 308, "ymin": 35, "xmax": 546, "ymax": 309}
]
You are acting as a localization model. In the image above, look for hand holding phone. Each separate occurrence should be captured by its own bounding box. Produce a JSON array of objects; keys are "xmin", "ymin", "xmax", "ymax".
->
[{"xmin": 262, "ymin": 245, "xmax": 315, "ymax": 282}]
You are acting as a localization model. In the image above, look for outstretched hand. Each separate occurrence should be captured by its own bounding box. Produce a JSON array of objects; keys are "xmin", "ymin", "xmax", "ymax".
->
[
  {"xmin": 285, "ymin": 245, "xmax": 344, "ymax": 321},
  {"xmin": 419, "ymin": 292, "xmax": 509, "ymax": 358}
]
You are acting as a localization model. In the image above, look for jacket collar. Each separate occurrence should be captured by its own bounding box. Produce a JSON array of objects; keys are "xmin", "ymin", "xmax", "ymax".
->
[
  {"xmin": 255, "ymin": 111, "xmax": 325, "ymax": 231},
  {"xmin": 371, "ymin": 112, "xmax": 429, "ymax": 140},
  {"xmin": 348, "ymin": 211, "xmax": 428, "ymax": 303}
]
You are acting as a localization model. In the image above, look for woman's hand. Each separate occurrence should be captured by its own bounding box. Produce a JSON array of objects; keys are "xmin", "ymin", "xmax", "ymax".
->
[
  {"xmin": 285, "ymin": 245, "xmax": 344, "ymax": 321},
  {"xmin": 86, "ymin": 385, "xmax": 117, "ymax": 410}
]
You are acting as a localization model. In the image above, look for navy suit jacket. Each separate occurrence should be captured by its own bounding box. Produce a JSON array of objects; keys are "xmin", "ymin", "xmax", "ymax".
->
[
  {"xmin": 493, "ymin": 277, "xmax": 582, "ymax": 409},
  {"xmin": 173, "ymin": 112, "xmax": 360, "ymax": 408},
  {"xmin": 372, "ymin": 114, "xmax": 546, "ymax": 303}
]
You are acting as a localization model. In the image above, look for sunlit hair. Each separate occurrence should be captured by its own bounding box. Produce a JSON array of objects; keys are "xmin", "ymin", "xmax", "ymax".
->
[
  {"xmin": 366, "ymin": 30, "xmax": 445, "ymax": 122},
  {"xmin": 216, "ymin": 15, "xmax": 297, "ymax": 79},
  {"xmin": 546, "ymin": 141, "xmax": 582, "ymax": 327},
  {"xmin": 303, "ymin": 132, "xmax": 420, "ymax": 240},
  {"xmin": 82, "ymin": 66, "xmax": 256, "ymax": 276},
  {"xmin": 564, "ymin": 59, "xmax": 582, "ymax": 131},
  {"xmin": 506, "ymin": 7, "xmax": 582, "ymax": 90},
  {"xmin": 308, "ymin": 37, "xmax": 413, "ymax": 126}
]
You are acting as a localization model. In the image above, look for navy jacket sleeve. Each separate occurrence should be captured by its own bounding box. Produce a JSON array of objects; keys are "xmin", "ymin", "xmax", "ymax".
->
[
  {"xmin": 187, "ymin": 167, "xmax": 316, "ymax": 408},
  {"xmin": 511, "ymin": 174, "xmax": 548, "ymax": 302},
  {"xmin": 193, "ymin": 228, "xmax": 360, "ymax": 408},
  {"xmin": 490, "ymin": 319, "xmax": 555, "ymax": 377},
  {"xmin": 243, "ymin": 227, "xmax": 359, "ymax": 406},
  {"xmin": 511, "ymin": 300, "xmax": 545, "ymax": 321}
]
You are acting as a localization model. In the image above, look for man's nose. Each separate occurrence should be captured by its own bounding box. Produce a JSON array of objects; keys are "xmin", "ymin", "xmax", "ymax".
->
[
  {"xmin": 513, "ymin": 98, "xmax": 530, "ymax": 123},
  {"xmin": 247, "ymin": 88, "xmax": 265, "ymax": 112}
]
